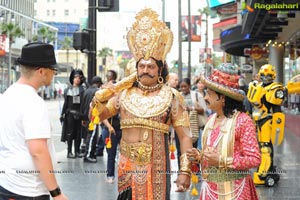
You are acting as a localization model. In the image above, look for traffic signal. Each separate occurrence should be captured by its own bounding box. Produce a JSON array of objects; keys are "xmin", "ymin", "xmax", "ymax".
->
[
  {"xmin": 174, "ymin": 61, "xmax": 178, "ymax": 68},
  {"xmin": 73, "ymin": 31, "xmax": 89, "ymax": 51},
  {"xmin": 98, "ymin": 0, "xmax": 119, "ymax": 12}
]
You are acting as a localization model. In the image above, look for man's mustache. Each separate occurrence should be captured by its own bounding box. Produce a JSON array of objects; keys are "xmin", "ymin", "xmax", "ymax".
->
[
  {"xmin": 138, "ymin": 73, "xmax": 155, "ymax": 78},
  {"xmin": 205, "ymin": 100, "xmax": 210, "ymax": 105}
]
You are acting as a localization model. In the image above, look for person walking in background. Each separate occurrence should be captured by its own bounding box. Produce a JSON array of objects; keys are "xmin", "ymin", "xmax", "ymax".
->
[
  {"xmin": 58, "ymin": 88, "xmax": 62, "ymax": 99},
  {"xmin": 99, "ymin": 70, "xmax": 122, "ymax": 183},
  {"xmin": 0, "ymin": 42, "xmax": 68, "ymax": 199},
  {"xmin": 102, "ymin": 114, "xmax": 122, "ymax": 183},
  {"xmin": 194, "ymin": 78, "xmax": 206, "ymax": 100},
  {"xmin": 167, "ymin": 72, "xmax": 180, "ymax": 168},
  {"xmin": 187, "ymin": 63, "xmax": 261, "ymax": 199},
  {"xmin": 95, "ymin": 70, "xmax": 118, "ymax": 157},
  {"xmin": 53, "ymin": 88, "xmax": 57, "ymax": 99},
  {"xmin": 60, "ymin": 69, "xmax": 86, "ymax": 159},
  {"xmin": 180, "ymin": 78, "xmax": 207, "ymax": 148},
  {"xmin": 168, "ymin": 72, "xmax": 179, "ymax": 90},
  {"xmin": 239, "ymin": 77, "xmax": 253, "ymax": 115},
  {"xmin": 80, "ymin": 76, "xmax": 103, "ymax": 163}
]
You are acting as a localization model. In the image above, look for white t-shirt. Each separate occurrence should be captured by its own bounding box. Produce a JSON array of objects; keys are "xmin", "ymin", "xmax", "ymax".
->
[{"xmin": 0, "ymin": 83, "xmax": 56, "ymax": 196}]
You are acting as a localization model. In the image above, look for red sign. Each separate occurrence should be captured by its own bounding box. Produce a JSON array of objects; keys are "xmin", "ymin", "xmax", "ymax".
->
[
  {"xmin": 0, "ymin": 34, "xmax": 6, "ymax": 56},
  {"xmin": 181, "ymin": 15, "xmax": 202, "ymax": 42}
]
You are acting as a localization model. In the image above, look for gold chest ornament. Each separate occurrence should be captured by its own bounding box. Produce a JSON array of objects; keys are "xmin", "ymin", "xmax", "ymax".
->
[{"xmin": 121, "ymin": 85, "xmax": 173, "ymax": 118}]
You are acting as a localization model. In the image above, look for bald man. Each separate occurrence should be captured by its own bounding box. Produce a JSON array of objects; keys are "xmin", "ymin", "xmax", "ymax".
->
[{"xmin": 168, "ymin": 72, "xmax": 179, "ymax": 89}]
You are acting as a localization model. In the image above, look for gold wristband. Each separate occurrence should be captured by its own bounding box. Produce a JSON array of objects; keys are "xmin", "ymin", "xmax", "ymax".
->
[
  {"xmin": 179, "ymin": 171, "xmax": 191, "ymax": 177},
  {"xmin": 180, "ymin": 153, "xmax": 192, "ymax": 175}
]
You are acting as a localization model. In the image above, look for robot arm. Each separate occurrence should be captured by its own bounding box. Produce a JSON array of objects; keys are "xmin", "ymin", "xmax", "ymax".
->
[{"xmin": 286, "ymin": 74, "xmax": 300, "ymax": 94}]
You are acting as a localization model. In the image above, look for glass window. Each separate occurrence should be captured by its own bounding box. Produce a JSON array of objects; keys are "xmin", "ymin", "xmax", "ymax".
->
[
  {"xmin": 64, "ymin": 9, "xmax": 69, "ymax": 16},
  {"xmin": 52, "ymin": 10, "xmax": 55, "ymax": 16},
  {"xmin": 47, "ymin": 10, "xmax": 50, "ymax": 16}
]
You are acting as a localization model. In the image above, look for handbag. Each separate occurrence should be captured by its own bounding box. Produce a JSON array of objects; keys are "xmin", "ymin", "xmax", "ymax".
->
[
  {"xmin": 194, "ymin": 92, "xmax": 207, "ymax": 128},
  {"xmin": 189, "ymin": 110, "xmax": 199, "ymax": 143}
]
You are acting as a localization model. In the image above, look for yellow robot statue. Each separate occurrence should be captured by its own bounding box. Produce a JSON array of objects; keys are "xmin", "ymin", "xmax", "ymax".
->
[{"xmin": 247, "ymin": 64, "xmax": 285, "ymax": 187}]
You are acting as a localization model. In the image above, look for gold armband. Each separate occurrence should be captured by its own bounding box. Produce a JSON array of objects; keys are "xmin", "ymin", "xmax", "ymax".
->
[
  {"xmin": 179, "ymin": 153, "xmax": 192, "ymax": 176},
  {"xmin": 106, "ymin": 100, "xmax": 118, "ymax": 116},
  {"xmin": 94, "ymin": 101, "xmax": 106, "ymax": 117}
]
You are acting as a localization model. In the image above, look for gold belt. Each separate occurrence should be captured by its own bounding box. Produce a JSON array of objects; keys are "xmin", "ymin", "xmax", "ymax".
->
[
  {"xmin": 202, "ymin": 167, "xmax": 249, "ymax": 183},
  {"xmin": 120, "ymin": 118, "xmax": 169, "ymax": 134},
  {"xmin": 120, "ymin": 140, "xmax": 152, "ymax": 165}
]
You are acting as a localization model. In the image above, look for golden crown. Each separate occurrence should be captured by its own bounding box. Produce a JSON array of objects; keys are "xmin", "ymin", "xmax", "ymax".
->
[{"xmin": 127, "ymin": 8, "xmax": 173, "ymax": 62}]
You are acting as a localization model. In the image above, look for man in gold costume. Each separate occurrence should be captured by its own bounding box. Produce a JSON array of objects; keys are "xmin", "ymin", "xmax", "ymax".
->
[{"xmin": 89, "ymin": 8, "xmax": 193, "ymax": 200}]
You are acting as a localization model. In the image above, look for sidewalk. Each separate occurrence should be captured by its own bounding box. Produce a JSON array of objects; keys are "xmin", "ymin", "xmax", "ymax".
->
[{"xmin": 47, "ymin": 100, "xmax": 300, "ymax": 200}]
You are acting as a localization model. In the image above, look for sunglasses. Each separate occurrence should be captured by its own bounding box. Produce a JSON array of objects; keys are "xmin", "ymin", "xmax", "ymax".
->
[{"xmin": 35, "ymin": 67, "xmax": 58, "ymax": 75}]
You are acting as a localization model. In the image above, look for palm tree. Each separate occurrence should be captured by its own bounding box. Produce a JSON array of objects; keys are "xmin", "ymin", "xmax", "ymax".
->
[
  {"xmin": 59, "ymin": 36, "xmax": 73, "ymax": 70},
  {"xmin": 98, "ymin": 47, "xmax": 113, "ymax": 65},
  {"xmin": 0, "ymin": 22, "xmax": 24, "ymax": 86},
  {"xmin": 32, "ymin": 26, "xmax": 56, "ymax": 43}
]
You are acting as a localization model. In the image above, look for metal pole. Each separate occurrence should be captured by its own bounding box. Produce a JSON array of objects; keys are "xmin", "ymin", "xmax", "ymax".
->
[
  {"xmin": 88, "ymin": 0, "xmax": 97, "ymax": 84},
  {"xmin": 178, "ymin": 0, "xmax": 183, "ymax": 80},
  {"xmin": 162, "ymin": 0, "xmax": 165, "ymax": 21},
  {"xmin": 187, "ymin": 0, "xmax": 191, "ymax": 80},
  {"xmin": 1, "ymin": 64, "xmax": 4, "ymax": 91},
  {"xmin": 7, "ymin": 32, "xmax": 11, "ymax": 87},
  {"xmin": 205, "ymin": 13, "xmax": 209, "ymax": 75}
]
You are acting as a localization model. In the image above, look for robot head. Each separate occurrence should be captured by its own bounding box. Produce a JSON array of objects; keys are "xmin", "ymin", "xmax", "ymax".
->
[{"xmin": 258, "ymin": 64, "xmax": 276, "ymax": 84}]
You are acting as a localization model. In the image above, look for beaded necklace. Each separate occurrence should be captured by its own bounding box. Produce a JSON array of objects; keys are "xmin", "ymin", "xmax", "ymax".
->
[{"xmin": 137, "ymin": 81, "xmax": 163, "ymax": 95}]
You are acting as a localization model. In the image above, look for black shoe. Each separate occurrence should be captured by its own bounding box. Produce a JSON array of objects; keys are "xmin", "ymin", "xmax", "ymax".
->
[
  {"xmin": 75, "ymin": 152, "xmax": 84, "ymax": 158},
  {"xmin": 84, "ymin": 157, "xmax": 97, "ymax": 163},
  {"xmin": 96, "ymin": 151, "xmax": 103, "ymax": 157},
  {"xmin": 67, "ymin": 152, "xmax": 76, "ymax": 159}
]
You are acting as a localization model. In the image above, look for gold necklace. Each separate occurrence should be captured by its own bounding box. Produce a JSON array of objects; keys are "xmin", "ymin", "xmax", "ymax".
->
[
  {"xmin": 121, "ymin": 86, "xmax": 173, "ymax": 118},
  {"xmin": 137, "ymin": 81, "xmax": 163, "ymax": 95}
]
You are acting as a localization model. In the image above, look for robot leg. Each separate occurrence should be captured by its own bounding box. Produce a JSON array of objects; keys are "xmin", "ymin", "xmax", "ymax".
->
[{"xmin": 253, "ymin": 143, "xmax": 280, "ymax": 187}]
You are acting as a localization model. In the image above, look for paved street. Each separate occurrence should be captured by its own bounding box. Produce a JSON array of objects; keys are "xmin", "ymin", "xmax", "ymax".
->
[{"xmin": 47, "ymin": 99, "xmax": 300, "ymax": 200}]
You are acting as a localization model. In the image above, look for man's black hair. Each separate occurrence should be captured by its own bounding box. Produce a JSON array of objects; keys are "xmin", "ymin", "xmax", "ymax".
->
[{"xmin": 91, "ymin": 76, "xmax": 103, "ymax": 85}]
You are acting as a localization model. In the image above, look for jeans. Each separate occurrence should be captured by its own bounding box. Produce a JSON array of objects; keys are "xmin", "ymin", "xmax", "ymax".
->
[
  {"xmin": 96, "ymin": 127, "xmax": 105, "ymax": 154},
  {"xmin": 197, "ymin": 128, "xmax": 203, "ymax": 150},
  {"xmin": 102, "ymin": 127, "xmax": 122, "ymax": 177},
  {"xmin": 0, "ymin": 186, "xmax": 49, "ymax": 200}
]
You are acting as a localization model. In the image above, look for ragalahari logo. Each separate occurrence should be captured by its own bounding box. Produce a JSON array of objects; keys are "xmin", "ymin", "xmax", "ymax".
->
[
  {"xmin": 241, "ymin": 2, "xmax": 254, "ymax": 15},
  {"xmin": 241, "ymin": 2, "xmax": 300, "ymax": 15}
]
